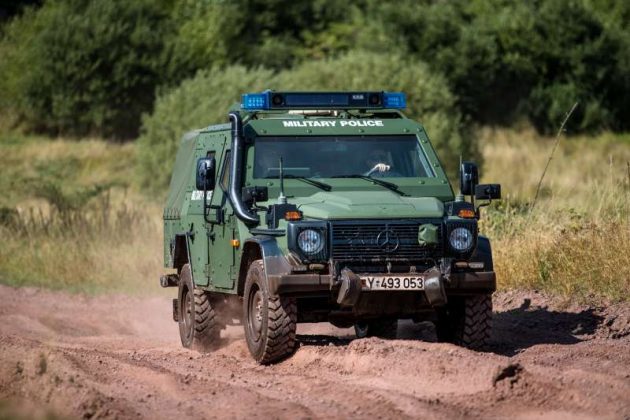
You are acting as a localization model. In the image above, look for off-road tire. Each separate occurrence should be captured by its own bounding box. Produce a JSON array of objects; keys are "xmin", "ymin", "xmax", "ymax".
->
[
  {"xmin": 243, "ymin": 260, "xmax": 297, "ymax": 364},
  {"xmin": 436, "ymin": 294, "xmax": 492, "ymax": 350},
  {"xmin": 354, "ymin": 319, "xmax": 398, "ymax": 339},
  {"xmin": 178, "ymin": 264, "xmax": 220, "ymax": 351}
]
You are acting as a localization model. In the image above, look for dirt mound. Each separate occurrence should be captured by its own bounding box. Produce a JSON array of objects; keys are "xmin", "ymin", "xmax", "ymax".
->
[{"xmin": 0, "ymin": 285, "xmax": 629, "ymax": 419}]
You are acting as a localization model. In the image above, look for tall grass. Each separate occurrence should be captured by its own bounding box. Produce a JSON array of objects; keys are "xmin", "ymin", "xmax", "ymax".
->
[
  {"xmin": 0, "ymin": 129, "xmax": 628, "ymax": 301},
  {"xmin": 479, "ymin": 128, "xmax": 630, "ymax": 302},
  {"xmin": 0, "ymin": 135, "xmax": 163, "ymax": 294}
]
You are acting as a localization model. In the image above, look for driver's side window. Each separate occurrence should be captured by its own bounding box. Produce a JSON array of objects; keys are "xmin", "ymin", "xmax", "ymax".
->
[{"xmin": 220, "ymin": 150, "xmax": 231, "ymax": 191}]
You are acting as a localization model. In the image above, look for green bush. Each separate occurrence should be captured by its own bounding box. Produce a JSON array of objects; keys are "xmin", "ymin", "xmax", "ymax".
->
[
  {"xmin": 0, "ymin": 0, "xmax": 172, "ymax": 139},
  {"xmin": 349, "ymin": 0, "xmax": 630, "ymax": 133},
  {"xmin": 136, "ymin": 66, "xmax": 275, "ymax": 191},
  {"xmin": 163, "ymin": 0, "xmax": 350, "ymax": 80}
]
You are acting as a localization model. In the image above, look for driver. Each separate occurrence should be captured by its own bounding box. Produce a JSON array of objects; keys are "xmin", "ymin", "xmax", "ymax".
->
[{"xmin": 364, "ymin": 149, "xmax": 392, "ymax": 176}]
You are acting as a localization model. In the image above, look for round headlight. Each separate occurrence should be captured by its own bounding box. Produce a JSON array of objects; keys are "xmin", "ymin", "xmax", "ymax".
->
[
  {"xmin": 449, "ymin": 227, "xmax": 473, "ymax": 251},
  {"xmin": 297, "ymin": 229, "xmax": 324, "ymax": 254}
]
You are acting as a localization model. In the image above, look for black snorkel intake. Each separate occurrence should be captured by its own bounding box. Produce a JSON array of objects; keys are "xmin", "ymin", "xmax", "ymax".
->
[{"xmin": 228, "ymin": 111, "xmax": 260, "ymax": 226}]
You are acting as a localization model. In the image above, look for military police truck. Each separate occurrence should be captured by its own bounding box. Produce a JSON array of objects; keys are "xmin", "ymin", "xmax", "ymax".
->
[{"xmin": 161, "ymin": 91, "xmax": 501, "ymax": 364}]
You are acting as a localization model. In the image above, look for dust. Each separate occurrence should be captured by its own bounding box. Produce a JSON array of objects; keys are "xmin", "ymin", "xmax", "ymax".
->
[{"xmin": 0, "ymin": 285, "xmax": 629, "ymax": 419}]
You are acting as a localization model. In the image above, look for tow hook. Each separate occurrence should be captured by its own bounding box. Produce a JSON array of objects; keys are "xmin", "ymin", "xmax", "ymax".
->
[
  {"xmin": 336, "ymin": 268, "xmax": 361, "ymax": 306},
  {"xmin": 424, "ymin": 267, "xmax": 447, "ymax": 307}
]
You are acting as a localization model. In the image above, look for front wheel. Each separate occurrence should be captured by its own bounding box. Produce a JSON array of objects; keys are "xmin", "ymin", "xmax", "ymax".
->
[
  {"xmin": 243, "ymin": 260, "xmax": 297, "ymax": 364},
  {"xmin": 435, "ymin": 294, "xmax": 492, "ymax": 350},
  {"xmin": 354, "ymin": 319, "xmax": 398, "ymax": 339}
]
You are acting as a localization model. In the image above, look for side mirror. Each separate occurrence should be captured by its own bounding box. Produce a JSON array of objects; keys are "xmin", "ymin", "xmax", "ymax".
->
[
  {"xmin": 475, "ymin": 184, "xmax": 501, "ymax": 200},
  {"xmin": 196, "ymin": 157, "xmax": 216, "ymax": 191},
  {"xmin": 459, "ymin": 161, "xmax": 479, "ymax": 195}
]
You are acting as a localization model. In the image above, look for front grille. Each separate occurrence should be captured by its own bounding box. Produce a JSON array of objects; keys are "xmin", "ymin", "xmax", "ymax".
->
[{"xmin": 331, "ymin": 220, "xmax": 443, "ymax": 262}]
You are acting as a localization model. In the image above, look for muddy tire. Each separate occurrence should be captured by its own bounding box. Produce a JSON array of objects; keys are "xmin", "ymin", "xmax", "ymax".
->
[
  {"xmin": 243, "ymin": 260, "xmax": 297, "ymax": 364},
  {"xmin": 354, "ymin": 319, "xmax": 398, "ymax": 339},
  {"xmin": 436, "ymin": 294, "xmax": 492, "ymax": 350},
  {"xmin": 178, "ymin": 264, "xmax": 220, "ymax": 351}
]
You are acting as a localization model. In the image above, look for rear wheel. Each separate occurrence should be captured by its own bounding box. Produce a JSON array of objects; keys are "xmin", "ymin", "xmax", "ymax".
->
[
  {"xmin": 178, "ymin": 264, "xmax": 220, "ymax": 351},
  {"xmin": 354, "ymin": 319, "xmax": 398, "ymax": 339},
  {"xmin": 436, "ymin": 294, "xmax": 492, "ymax": 350},
  {"xmin": 243, "ymin": 260, "xmax": 297, "ymax": 364}
]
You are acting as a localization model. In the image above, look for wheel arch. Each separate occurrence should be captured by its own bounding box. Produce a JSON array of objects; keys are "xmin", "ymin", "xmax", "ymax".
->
[
  {"xmin": 237, "ymin": 236, "xmax": 292, "ymax": 296},
  {"xmin": 472, "ymin": 235, "xmax": 494, "ymax": 271}
]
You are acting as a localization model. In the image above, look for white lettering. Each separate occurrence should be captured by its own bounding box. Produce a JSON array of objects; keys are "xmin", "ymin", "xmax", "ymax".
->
[
  {"xmin": 191, "ymin": 190, "xmax": 212, "ymax": 201},
  {"xmin": 282, "ymin": 120, "xmax": 380, "ymax": 128}
]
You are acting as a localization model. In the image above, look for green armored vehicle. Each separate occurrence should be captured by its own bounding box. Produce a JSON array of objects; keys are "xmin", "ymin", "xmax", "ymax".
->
[{"xmin": 161, "ymin": 91, "xmax": 501, "ymax": 364}]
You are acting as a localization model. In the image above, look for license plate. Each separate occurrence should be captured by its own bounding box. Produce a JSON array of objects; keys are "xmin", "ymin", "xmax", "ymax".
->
[{"xmin": 360, "ymin": 276, "xmax": 424, "ymax": 291}]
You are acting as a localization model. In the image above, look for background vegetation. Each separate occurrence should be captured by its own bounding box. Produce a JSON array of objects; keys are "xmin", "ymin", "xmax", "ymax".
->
[{"xmin": 0, "ymin": 0, "xmax": 628, "ymax": 301}]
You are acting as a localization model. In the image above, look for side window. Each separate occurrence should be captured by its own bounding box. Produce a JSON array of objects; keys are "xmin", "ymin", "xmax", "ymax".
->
[{"xmin": 220, "ymin": 150, "xmax": 231, "ymax": 191}]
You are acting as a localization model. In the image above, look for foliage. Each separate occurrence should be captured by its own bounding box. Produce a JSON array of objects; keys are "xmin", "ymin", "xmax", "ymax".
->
[
  {"xmin": 349, "ymin": 0, "xmax": 630, "ymax": 133},
  {"xmin": 1, "ymin": 0, "xmax": 629, "ymax": 139},
  {"xmin": 0, "ymin": 0, "xmax": 172, "ymax": 138},
  {"xmin": 136, "ymin": 66, "xmax": 275, "ymax": 191}
]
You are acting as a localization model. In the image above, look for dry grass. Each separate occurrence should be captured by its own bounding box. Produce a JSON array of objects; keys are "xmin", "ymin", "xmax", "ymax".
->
[
  {"xmin": 0, "ymin": 134, "xmax": 164, "ymax": 294},
  {"xmin": 0, "ymin": 128, "xmax": 629, "ymax": 301},
  {"xmin": 478, "ymin": 128, "xmax": 630, "ymax": 302}
]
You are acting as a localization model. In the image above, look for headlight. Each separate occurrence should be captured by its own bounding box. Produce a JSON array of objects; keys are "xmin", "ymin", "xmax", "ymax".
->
[
  {"xmin": 449, "ymin": 227, "xmax": 473, "ymax": 251},
  {"xmin": 297, "ymin": 229, "xmax": 324, "ymax": 254}
]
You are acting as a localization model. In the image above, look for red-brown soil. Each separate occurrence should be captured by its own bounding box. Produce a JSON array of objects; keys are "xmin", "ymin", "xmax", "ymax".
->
[{"xmin": 0, "ymin": 285, "xmax": 629, "ymax": 419}]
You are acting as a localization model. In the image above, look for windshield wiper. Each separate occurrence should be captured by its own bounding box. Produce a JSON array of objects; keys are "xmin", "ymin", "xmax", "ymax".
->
[
  {"xmin": 331, "ymin": 174, "xmax": 408, "ymax": 196},
  {"xmin": 266, "ymin": 174, "xmax": 332, "ymax": 191}
]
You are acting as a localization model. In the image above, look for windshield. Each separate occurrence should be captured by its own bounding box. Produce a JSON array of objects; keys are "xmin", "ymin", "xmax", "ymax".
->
[{"xmin": 253, "ymin": 135, "xmax": 435, "ymax": 179}]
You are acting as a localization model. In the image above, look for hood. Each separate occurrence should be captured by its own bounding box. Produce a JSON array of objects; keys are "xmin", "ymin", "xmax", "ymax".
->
[{"xmin": 292, "ymin": 191, "xmax": 444, "ymax": 220}]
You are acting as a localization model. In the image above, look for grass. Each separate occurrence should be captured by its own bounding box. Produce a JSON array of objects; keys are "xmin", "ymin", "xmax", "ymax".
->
[
  {"xmin": 0, "ymin": 128, "xmax": 628, "ymax": 302},
  {"xmin": 0, "ymin": 132, "xmax": 164, "ymax": 294},
  {"xmin": 478, "ymin": 128, "xmax": 630, "ymax": 303}
]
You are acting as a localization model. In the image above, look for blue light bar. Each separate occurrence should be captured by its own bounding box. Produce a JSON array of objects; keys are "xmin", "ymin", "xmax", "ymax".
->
[
  {"xmin": 241, "ymin": 93, "xmax": 268, "ymax": 110},
  {"xmin": 240, "ymin": 91, "xmax": 407, "ymax": 111},
  {"xmin": 383, "ymin": 92, "xmax": 406, "ymax": 109}
]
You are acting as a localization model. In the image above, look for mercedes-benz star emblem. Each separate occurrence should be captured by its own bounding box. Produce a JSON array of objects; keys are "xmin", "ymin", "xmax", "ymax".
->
[{"xmin": 376, "ymin": 228, "xmax": 400, "ymax": 253}]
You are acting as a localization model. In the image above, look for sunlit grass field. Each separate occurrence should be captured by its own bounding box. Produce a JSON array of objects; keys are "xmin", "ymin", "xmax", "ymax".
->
[
  {"xmin": 0, "ymin": 128, "xmax": 628, "ymax": 301},
  {"xmin": 479, "ymin": 128, "xmax": 630, "ymax": 302},
  {"xmin": 0, "ymin": 132, "xmax": 163, "ymax": 294}
]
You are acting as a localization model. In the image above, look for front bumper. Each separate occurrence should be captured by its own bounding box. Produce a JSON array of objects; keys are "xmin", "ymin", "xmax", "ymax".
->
[{"xmin": 268, "ymin": 270, "xmax": 496, "ymax": 296}]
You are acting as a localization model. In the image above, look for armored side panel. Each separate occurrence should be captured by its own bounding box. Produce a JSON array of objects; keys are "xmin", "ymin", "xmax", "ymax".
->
[{"xmin": 163, "ymin": 126, "xmax": 242, "ymax": 293}]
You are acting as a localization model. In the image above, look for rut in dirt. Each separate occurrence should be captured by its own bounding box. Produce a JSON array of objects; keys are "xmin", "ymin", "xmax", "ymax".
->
[{"xmin": 0, "ymin": 285, "xmax": 629, "ymax": 419}]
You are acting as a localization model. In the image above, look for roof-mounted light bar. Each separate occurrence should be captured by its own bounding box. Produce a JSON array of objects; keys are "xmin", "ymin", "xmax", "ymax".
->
[{"xmin": 241, "ymin": 91, "xmax": 406, "ymax": 111}]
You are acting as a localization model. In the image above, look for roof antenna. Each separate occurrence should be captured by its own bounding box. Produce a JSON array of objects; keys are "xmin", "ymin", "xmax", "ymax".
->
[{"xmin": 278, "ymin": 156, "xmax": 287, "ymax": 204}]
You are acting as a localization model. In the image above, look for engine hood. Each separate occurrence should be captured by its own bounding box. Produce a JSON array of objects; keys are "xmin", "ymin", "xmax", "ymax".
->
[{"xmin": 291, "ymin": 191, "xmax": 444, "ymax": 220}]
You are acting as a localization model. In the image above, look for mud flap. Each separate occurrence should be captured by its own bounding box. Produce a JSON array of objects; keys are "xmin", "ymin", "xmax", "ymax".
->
[
  {"xmin": 172, "ymin": 299, "xmax": 179, "ymax": 322},
  {"xmin": 337, "ymin": 268, "xmax": 362, "ymax": 307}
]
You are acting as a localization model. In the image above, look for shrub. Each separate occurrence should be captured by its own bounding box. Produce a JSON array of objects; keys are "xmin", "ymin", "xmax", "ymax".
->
[
  {"xmin": 0, "ymin": 0, "xmax": 172, "ymax": 139},
  {"xmin": 136, "ymin": 66, "xmax": 275, "ymax": 191}
]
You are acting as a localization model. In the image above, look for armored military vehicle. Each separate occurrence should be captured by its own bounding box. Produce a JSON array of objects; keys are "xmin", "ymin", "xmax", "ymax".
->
[{"xmin": 161, "ymin": 91, "xmax": 501, "ymax": 364}]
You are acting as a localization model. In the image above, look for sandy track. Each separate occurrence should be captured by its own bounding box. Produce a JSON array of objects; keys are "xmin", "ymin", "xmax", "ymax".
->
[{"xmin": 0, "ymin": 285, "xmax": 629, "ymax": 419}]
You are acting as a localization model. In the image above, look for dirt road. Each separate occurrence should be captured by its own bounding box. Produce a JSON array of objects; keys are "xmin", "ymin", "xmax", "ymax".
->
[{"xmin": 0, "ymin": 285, "xmax": 629, "ymax": 419}]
